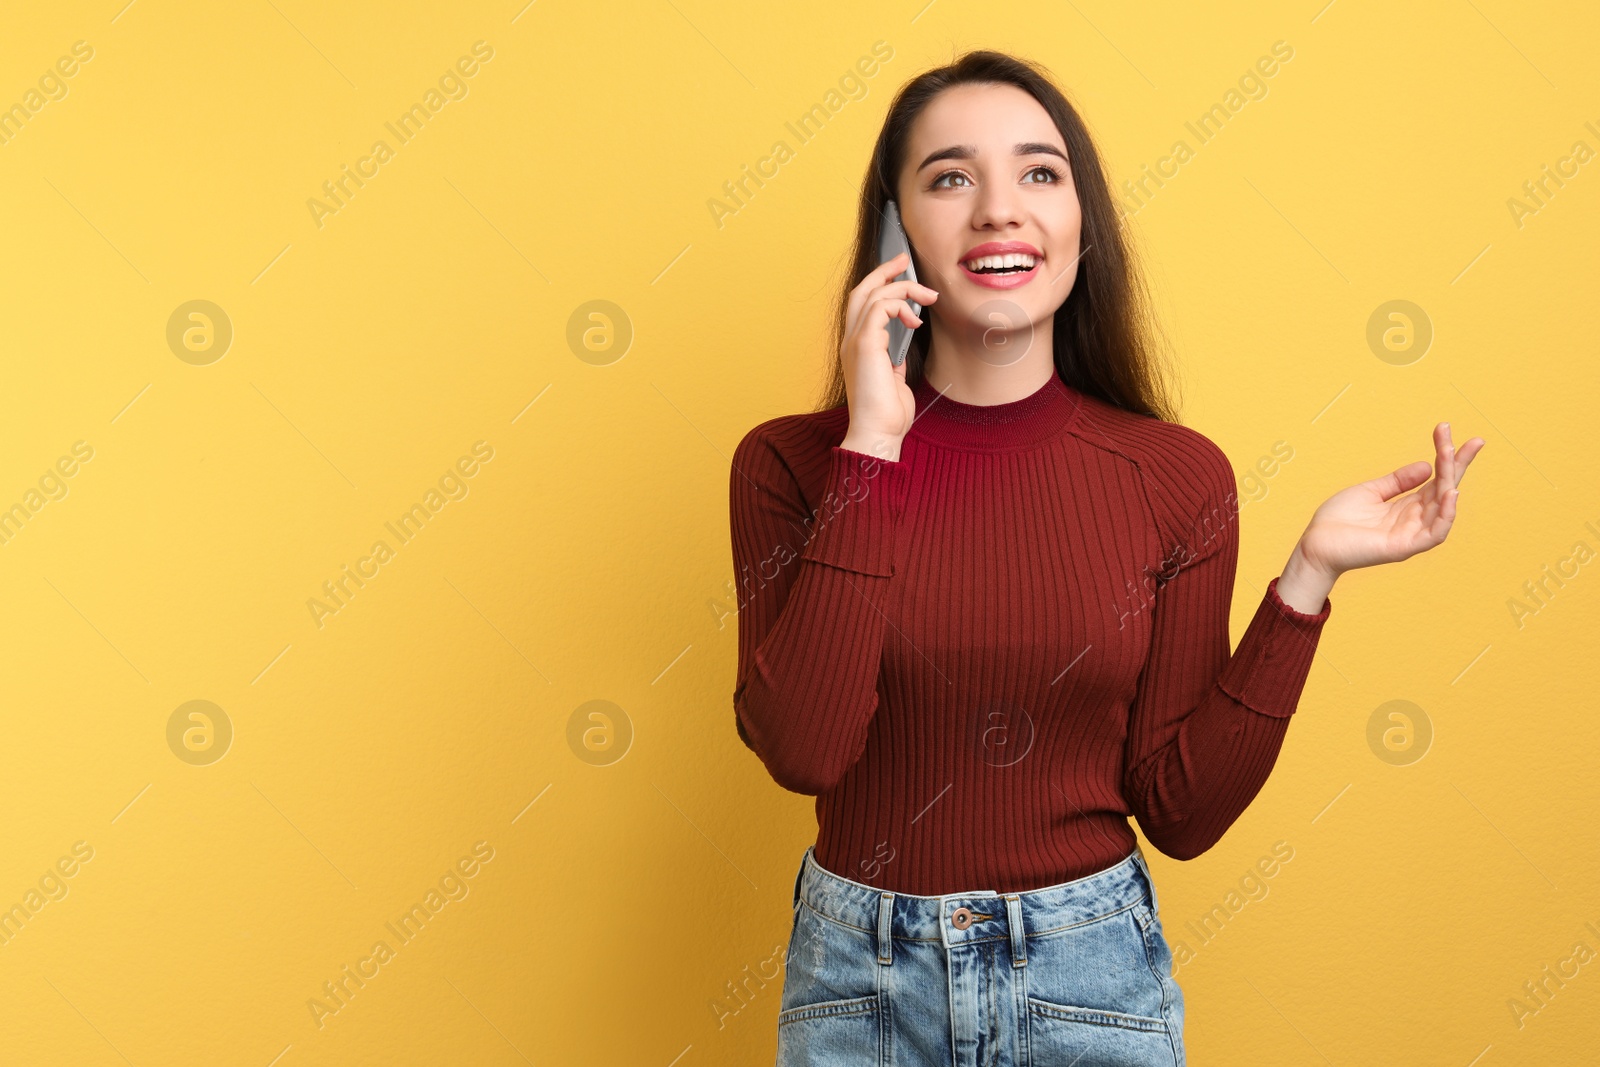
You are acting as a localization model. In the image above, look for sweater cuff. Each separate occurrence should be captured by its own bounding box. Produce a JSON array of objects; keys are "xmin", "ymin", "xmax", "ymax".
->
[
  {"xmin": 1215, "ymin": 575, "xmax": 1332, "ymax": 719},
  {"xmin": 798, "ymin": 446, "xmax": 909, "ymax": 577}
]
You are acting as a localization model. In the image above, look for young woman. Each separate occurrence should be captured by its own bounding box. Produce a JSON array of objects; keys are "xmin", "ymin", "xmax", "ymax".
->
[{"xmin": 729, "ymin": 50, "xmax": 1482, "ymax": 1066}]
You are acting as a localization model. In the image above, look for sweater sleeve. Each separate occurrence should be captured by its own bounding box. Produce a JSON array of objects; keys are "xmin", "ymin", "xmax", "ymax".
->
[
  {"xmin": 729, "ymin": 427, "xmax": 911, "ymax": 796},
  {"xmin": 1123, "ymin": 443, "xmax": 1331, "ymax": 860}
]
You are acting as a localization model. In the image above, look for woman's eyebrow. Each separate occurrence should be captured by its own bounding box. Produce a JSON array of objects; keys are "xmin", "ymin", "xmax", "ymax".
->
[{"xmin": 915, "ymin": 142, "xmax": 1068, "ymax": 172}]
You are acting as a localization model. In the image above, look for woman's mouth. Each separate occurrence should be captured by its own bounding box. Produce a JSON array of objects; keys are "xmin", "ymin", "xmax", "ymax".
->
[{"xmin": 960, "ymin": 252, "xmax": 1041, "ymax": 290}]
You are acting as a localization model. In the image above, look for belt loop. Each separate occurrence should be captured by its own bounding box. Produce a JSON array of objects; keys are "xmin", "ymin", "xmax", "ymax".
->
[
  {"xmin": 1130, "ymin": 845, "xmax": 1157, "ymax": 913},
  {"xmin": 1128, "ymin": 847, "xmax": 1156, "ymax": 929},
  {"xmin": 1005, "ymin": 894, "xmax": 1027, "ymax": 967},
  {"xmin": 1139, "ymin": 847, "xmax": 1161, "ymax": 915},
  {"xmin": 876, "ymin": 892, "xmax": 895, "ymax": 965},
  {"xmin": 792, "ymin": 848, "xmax": 808, "ymax": 910}
]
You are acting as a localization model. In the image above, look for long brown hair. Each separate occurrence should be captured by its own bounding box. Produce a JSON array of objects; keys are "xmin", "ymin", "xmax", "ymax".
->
[{"xmin": 816, "ymin": 50, "xmax": 1177, "ymax": 422}]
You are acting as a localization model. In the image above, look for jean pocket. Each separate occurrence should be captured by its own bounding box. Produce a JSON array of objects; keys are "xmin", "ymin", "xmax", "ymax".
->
[
  {"xmin": 776, "ymin": 993, "xmax": 879, "ymax": 1067},
  {"xmin": 1025, "ymin": 999, "xmax": 1175, "ymax": 1067},
  {"xmin": 777, "ymin": 992, "xmax": 878, "ymax": 1026},
  {"xmin": 781, "ymin": 902, "xmax": 881, "ymax": 999},
  {"xmin": 776, "ymin": 903, "xmax": 880, "ymax": 1064},
  {"xmin": 1021, "ymin": 905, "xmax": 1174, "ymax": 1064},
  {"xmin": 1028, "ymin": 998, "xmax": 1169, "ymax": 1031}
]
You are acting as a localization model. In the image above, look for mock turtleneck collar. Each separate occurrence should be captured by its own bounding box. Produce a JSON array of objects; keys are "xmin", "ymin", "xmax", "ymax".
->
[{"xmin": 908, "ymin": 372, "xmax": 1082, "ymax": 452}]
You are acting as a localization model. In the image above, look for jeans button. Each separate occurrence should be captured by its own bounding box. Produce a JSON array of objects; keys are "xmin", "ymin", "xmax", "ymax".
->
[{"xmin": 951, "ymin": 906, "xmax": 973, "ymax": 929}]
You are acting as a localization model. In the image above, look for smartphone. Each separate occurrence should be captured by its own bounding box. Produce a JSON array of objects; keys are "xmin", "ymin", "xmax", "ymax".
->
[{"xmin": 876, "ymin": 200, "xmax": 922, "ymax": 367}]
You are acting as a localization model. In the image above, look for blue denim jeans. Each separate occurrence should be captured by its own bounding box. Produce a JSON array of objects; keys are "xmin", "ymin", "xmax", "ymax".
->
[{"xmin": 777, "ymin": 844, "xmax": 1185, "ymax": 1066}]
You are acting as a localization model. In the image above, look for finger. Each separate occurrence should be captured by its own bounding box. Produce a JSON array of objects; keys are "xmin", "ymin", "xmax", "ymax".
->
[
  {"xmin": 861, "ymin": 296, "xmax": 922, "ymax": 344},
  {"xmin": 845, "ymin": 264, "xmax": 939, "ymax": 342},
  {"xmin": 870, "ymin": 278, "xmax": 940, "ymax": 305},
  {"xmin": 1453, "ymin": 437, "xmax": 1486, "ymax": 488},
  {"xmin": 1429, "ymin": 422, "xmax": 1451, "ymax": 497},
  {"xmin": 1431, "ymin": 488, "xmax": 1459, "ymax": 541},
  {"xmin": 1436, "ymin": 422, "xmax": 1458, "ymax": 494},
  {"xmin": 1366, "ymin": 459, "xmax": 1433, "ymax": 502},
  {"xmin": 844, "ymin": 253, "xmax": 912, "ymax": 336},
  {"xmin": 852, "ymin": 298, "xmax": 922, "ymax": 373}
]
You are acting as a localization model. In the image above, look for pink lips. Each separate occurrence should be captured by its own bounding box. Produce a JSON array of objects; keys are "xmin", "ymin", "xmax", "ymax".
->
[{"xmin": 960, "ymin": 241, "xmax": 1043, "ymax": 290}]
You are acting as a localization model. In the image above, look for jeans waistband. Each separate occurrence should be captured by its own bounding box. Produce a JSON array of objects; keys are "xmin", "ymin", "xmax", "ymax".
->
[{"xmin": 792, "ymin": 844, "xmax": 1155, "ymax": 963}]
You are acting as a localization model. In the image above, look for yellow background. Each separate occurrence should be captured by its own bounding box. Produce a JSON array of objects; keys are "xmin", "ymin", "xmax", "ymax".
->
[{"xmin": 0, "ymin": 0, "xmax": 1594, "ymax": 1063}]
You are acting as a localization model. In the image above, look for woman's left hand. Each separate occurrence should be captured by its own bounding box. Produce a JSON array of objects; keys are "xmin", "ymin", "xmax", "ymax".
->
[{"xmin": 1295, "ymin": 422, "xmax": 1486, "ymax": 580}]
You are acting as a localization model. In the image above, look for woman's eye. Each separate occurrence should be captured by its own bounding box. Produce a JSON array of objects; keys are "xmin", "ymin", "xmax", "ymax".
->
[{"xmin": 931, "ymin": 165, "xmax": 1063, "ymax": 190}]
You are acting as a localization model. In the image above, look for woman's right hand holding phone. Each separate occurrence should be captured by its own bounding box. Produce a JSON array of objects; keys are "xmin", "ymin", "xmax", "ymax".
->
[{"xmin": 838, "ymin": 251, "xmax": 939, "ymax": 463}]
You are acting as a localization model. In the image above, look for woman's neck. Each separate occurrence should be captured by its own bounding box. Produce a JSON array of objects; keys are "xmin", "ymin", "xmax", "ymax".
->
[
  {"xmin": 921, "ymin": 316, "xmax": 1057, "ymax": 406},
  {"xmin": 920, "ymin": 353, "xmax": 1058, "ymax": 407}
]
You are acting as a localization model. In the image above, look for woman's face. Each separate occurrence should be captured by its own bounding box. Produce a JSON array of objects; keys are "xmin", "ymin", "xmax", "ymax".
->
[{"xmin": 895, "ymin": 82, "xmax": 1083, "ymax": 358}]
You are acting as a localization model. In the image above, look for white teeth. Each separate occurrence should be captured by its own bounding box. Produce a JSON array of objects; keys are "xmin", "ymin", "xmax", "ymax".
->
[{"xmin": 963, "ymin": 253, "xmax": 1038, "ymax": 271}]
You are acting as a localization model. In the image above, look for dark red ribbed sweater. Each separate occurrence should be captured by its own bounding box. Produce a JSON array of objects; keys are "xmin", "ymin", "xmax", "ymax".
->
[{"xmin": 729, "ymin": 371, "xmax": 1332, "ymax": 895}]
